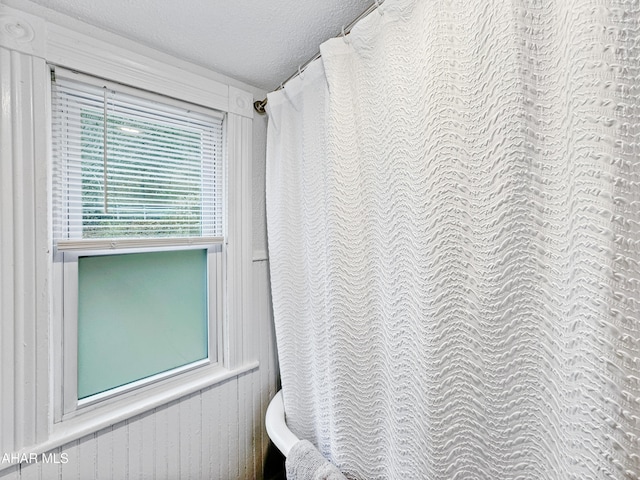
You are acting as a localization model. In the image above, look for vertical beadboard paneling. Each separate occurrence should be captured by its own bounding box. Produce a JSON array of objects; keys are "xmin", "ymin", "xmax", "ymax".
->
[
  {"xmin": 40, "ymin": 449, "xmax": 63, "ymax": 480},
  {"xmin": 139, "ymin": 410, "xmax": 156, "ymax": 479},
  {"xmin": 178, "ymin": 393, "xmax": 202, "ymax": 480},
  {"xmin": 0, "ymin": 466, "xmax": 20, "ymax": 480},
  {"xmin": 251, "ymin": 371, "xmax": 263, "ymax": 478},
  {"xmin": 199, "ymin": 386, "xmax": 213, "ymax": 479},
  {"xmin": 165, "ymin": 400, "xmax": 181, "ymax": 478},
  {"xmin": 178, "ymin": 398, "xmax": 189, "ymax": 479},
  {"xmin": 214, "ymin": 378, "xmax": 240, "ymax": 480},
  {"xmin": 94, "ymin": 428, "xmax": 113, "ymax": 480},
  {"xmin": 17, "ymin": 463, "xmax": 37, "ymax": 480},
  {"xmin": 59, "ymin": 441, "xmax": 80, "ymax": 479},
  {"xmin": 13, "ymin": 48, "xmax": 46, "ymax": 451},
  {"xmin": 153, "ymin": 405, "xmax": 169, "ymax": 479},
  {"xmin": 110, "ymin": 423, "xmax": 128, "ymax": 480},
  {"xmin": 255, "ymin": 265, "xmax": 268, "ymax": 475},
  {"xmin": 0, "ymin": 45, "xmax": 17, "ymax": 458},
  {"xmin": 204, "ymin": 381, "xmax": 225, "ymax": 479},
  {"xmin": 126, "ymin": 416, "xmax": 143, "ymax": 479},
  {"xmin": 237, "ymin": 373, "xmax": 254, "ymax": 480},
  {"xmin": 77, "ymin": 435, "xmax": 96, "ymax": 479},
  {"xmin": 257, "ymin": 260, "xmax": 279, "ymax": 473},
  {"xmin": 41, "ymin": 447, "xmax": 65, "ymax": 480},
  {"xmin": 226, "ymin": 379, "xmax": 241, "ymax": 480},
  {"xmin": 0, "ymin": 44, "xmax": 50, "ymax": 456}
]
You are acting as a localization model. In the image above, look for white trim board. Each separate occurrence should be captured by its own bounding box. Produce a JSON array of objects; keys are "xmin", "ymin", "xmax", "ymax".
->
[{"xmin": 0, "ymin": 4, "xmax": 256, "ymax": 118}]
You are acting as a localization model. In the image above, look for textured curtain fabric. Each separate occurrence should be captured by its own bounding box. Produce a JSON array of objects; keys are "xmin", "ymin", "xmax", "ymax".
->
[
  {"xmin": 266, "ymin": 1, "xmax": 640, "ymax": 478},
  {"xmin": 266, "ymin": 58, "xmax": 332, "ymax": 449}
]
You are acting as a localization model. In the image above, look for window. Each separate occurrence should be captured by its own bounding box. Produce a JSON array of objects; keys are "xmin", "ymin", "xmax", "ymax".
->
[{"xmin": 52, "ymin": 68, "xmax": 226, "ymax": 416}]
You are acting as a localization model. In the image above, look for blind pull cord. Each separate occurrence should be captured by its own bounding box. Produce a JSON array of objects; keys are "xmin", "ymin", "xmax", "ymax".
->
[{"xmin": 103, "ymin": 87, "xmax": 109, "ymax": 214}]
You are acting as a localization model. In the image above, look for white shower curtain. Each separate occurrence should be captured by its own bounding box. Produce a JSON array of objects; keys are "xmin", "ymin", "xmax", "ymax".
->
[{"xmin": 266, "ymin": 1, "xmax": 640, "ymax": 478}]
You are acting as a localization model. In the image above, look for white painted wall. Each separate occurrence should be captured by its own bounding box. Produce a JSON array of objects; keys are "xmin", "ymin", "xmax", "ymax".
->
[{"xmin": 0, "ymin": 4, "xmax": 278, "ymax": 479}]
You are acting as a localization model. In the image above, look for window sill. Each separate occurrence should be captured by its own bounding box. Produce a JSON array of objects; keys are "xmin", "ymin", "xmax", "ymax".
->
[{"xmin": 6, "ymin": 361, "xmax": 258, "ymax": 468}]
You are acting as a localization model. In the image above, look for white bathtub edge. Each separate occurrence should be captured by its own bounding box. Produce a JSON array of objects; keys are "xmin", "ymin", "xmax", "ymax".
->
[{"xmin": 265, "ymin": 390, "xmax": 300, "ymax": 458}]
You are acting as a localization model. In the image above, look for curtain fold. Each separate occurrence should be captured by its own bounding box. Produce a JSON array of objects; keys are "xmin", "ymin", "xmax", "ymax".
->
[
  {"xmin": 266, "ymin": 58, "xmax": 333, "ymax": 453},
  {"xmin": 266, "ymin": 1, "xmax": 640, "ymax": 478}
]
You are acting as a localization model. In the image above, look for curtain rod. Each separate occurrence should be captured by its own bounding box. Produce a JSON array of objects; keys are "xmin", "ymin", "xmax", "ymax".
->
[{"xmin": 253, "ymin": 0, "xmax": 385, "ymax": 114}]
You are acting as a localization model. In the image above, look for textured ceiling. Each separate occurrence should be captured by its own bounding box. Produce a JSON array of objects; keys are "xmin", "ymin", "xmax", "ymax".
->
[{"xmin": 20, "ymin": 0, "xmax": 372, "ymax": 91}]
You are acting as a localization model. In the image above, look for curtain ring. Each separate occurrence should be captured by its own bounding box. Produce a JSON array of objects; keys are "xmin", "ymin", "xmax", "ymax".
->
[
  {"xmin": 298, "ymin": 65, "xmax": 304, "ymax": 79},
  {"xmin": 375, "ymin": 0, "xmax": 384, "ymax": 14},
  {"xmin": 342, "ymin": 25, "xmax": 349, "ymax": 43}
]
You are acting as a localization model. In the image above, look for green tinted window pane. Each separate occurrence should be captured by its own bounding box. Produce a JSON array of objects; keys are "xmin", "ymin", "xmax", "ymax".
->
[{"xmin": 77, "ymin": 249, "xmax": 208, "ymax": 399}]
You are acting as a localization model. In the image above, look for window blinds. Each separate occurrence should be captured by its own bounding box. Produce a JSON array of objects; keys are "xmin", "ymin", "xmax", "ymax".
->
[{"xmin": 52, "ymin": 69, "xmax": 225, "ymax": 249}]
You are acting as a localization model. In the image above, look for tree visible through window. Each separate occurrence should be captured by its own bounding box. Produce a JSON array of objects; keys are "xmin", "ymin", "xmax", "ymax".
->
[
  {"xmin": 53, "ymin": 76, "xmax": 223, "ymax": 244},
  {"xmin": 80, "ymin": 110, "xmax": 208, "ymax": 238}
]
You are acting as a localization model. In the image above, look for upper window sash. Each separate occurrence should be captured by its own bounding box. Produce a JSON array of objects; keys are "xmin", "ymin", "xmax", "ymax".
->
[{"xmin": 51, "ymin": 67, "xmax": 226, "ymax": 249}]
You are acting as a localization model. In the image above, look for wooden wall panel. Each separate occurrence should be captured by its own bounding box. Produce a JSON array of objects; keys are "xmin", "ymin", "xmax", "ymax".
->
[{"xmin": 0, "ymin": 46, "xmax": 49, "ymax": 458}]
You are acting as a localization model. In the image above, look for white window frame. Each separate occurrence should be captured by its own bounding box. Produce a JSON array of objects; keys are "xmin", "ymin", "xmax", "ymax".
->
[
  {"xmin": 49, "ymin": 65, "xmax": 255, "ymax": 428},
  {"xmin": 56, "ymin": 243, "xmax": 224, "ymax": 421},
  {"xmin": 0, "ymin": 6, "xmax": 260, "ymax": 447},
  {"xmin": 51, "ymin": 73, "xmax": 227, "ymax": 420}
]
